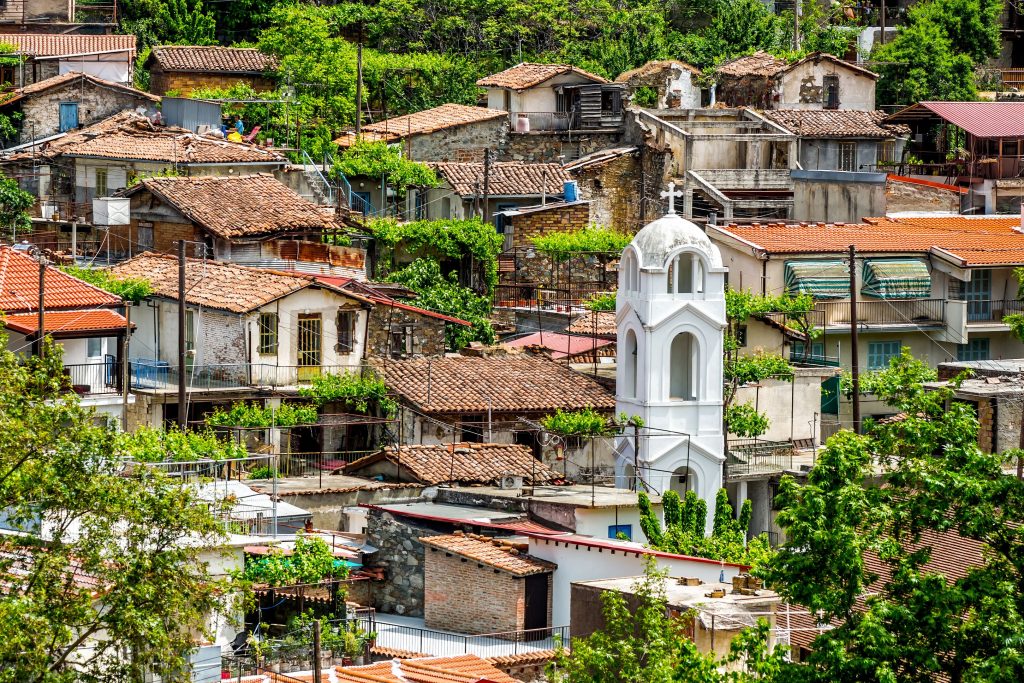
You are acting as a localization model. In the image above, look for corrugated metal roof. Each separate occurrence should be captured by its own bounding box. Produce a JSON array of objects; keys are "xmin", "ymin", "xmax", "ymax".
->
[{"xmin": 913, "ymin": 101, "xmax": 1024, "ymax": 138}]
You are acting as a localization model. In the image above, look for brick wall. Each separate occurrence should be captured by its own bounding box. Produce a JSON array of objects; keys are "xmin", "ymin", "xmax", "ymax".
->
[
  {"xmin": 150, "ymin": 69, "xmax": 276, "ymax": 97},
  {"xmin": 106, "ymin": 219, "xmax": 201, "ymax": 259},
  {"xmin": 422, "ymin": 546, "xmax": 531, "ymax": 635},
  {"xmin": 19, "ymin": 78, "xmax": 156, "ymax": 144},
  {"xmin": 365, "ymin": 305, "xmax": 447, "ymax": 358},
  {"xmin": 977, "ymin": 398, "xmax": 994, "ymax": 453}
]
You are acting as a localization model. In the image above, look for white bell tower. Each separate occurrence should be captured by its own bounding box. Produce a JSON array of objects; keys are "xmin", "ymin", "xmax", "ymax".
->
[{"xmin": 615, "ymin": 183, "xmax": 727, "ymax": 531}]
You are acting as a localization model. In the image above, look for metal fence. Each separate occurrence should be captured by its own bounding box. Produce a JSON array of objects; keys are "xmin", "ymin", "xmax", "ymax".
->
[
  {"xmin": 129, "ymin": 361, "xmax": 365, "ymax": 391},
  {"xmin": 493, "ymin": 283, "xmax": 613, "ymax": 312},
  {"xmin": 725, "ymin": 440, "xmax": 795, "ymax": 479},
  {"xmin": 357, "ymin": 618, "xmax": 570, "ymax": 658},
  {"xmin": 64, "ymin": 360, "xmax": 121, "ymax": 396}
]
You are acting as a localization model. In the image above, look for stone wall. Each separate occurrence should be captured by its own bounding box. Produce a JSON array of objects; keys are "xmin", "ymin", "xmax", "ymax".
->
[
  {"xmin": 149, "ymin": 69, "xmax": 276, "ymax": 97},
  {"xmin": 365, "ymin": 305, "xmax": 447, "ymax": 358},
  {"xmin": 408, "ymin": 119, "xmax": 510, "ymax": 163},
  {"xmin": 364, "ymin": 508, "xmax": 439, "ymax": 616},
  {"xmin": 509, "ymin": 203, "xmax": 591, "ymax": 250},
  {"xmin": 500, "ymin": 130, "xmax": 630, "ymax": 164},
  {"xmin": 19, "ymin": 79, "xmax": 157, "ymax": 143}
]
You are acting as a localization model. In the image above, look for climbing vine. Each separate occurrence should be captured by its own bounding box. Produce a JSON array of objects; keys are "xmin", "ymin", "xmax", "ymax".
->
[
  {"xmin": 530, "ymin": 225, "xmax": 633, "ymax": 263},
  {"xmin": 298, "ymin": 371, "xmax": 398, "ymax": 417},
  {"xmin": 60, "ymin": 265, "xmax": 152, "ymax": 304},
  {"xmin": 205, "ymin": 401, "xmax": 318, "ymax": 428}
]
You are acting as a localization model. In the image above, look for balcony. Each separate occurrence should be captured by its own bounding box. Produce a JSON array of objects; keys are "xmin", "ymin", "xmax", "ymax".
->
[
  {"xmin": 510, "ymin": 109, "xmax": 624, "ymax": 133},
  {"xmin": 129, "ymin": 360, "xmax": 362, "ymax": 393},
  {"xmin": 725, "ymin": 440, "xmax": 796, "ymax": 479},
  {"xmin": 814, "ymin": 299, "xmax": 946, "ymax": 329},
  {"xmin": 961, "ymin": 299, "xmax": 1024, "ymax": 324},
  {"xmin": 64, "ymin": 361, "xmax": 122, "ymax": 396}
]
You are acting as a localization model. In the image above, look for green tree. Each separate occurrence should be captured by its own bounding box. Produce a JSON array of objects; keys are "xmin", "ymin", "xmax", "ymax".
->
[
  {"xmin": 0, "ymin": 336, "xmax": 242, "ymax": 682},
  {"xmin": 0, "ymin": 175, "xmax": 32, "ymax": 240},
  {"xmin": 120, "ymin": 0, "xmax": 217, "ymax": 49},
  {"xmin": 333, "ymin": 140, "xmax": 438, "ymax": 198},
  {"xmin": 765, "ymin": 350, "xmax": 1024, "ymax": 683}
]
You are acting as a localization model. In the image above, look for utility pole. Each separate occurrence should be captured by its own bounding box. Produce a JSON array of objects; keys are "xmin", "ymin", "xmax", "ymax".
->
[
  {"xmin": 849, "ymin": 244, "xmax": 861, "ymax": 434},
  {"xmin": 482, "ymin": 148, "xmax": 491, "ymax": 224},
  {"xmin": 541, "ymin": 166, "xmax": 547, "ymax": 206},
  {"xmin": 122, "ymin": 302, "xmax": 131, "ymax": 432},
  {"xmin": 312, "ymin": 619, "xmax": 322, "ymax": 681},
  {"xmin": 794, "ymin": 0, "xmax": 801, "ymax": 52},
  {"xmin": 36, "ymin": 257, "xmax": 45, "ymax": 359},
  {"xmin": 879, "ymin": 0, "xmax": 886, "ymax": 46},
  {"xmin": 177, "ymin": 240, "xmax": 187, "ymax": 430},
  {"xmin": 355, "ymin": 23, "xmax": 364, "ymax": 136}
]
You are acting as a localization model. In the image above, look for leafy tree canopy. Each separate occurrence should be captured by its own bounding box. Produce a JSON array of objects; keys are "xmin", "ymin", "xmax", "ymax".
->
[
  {"xmin": 298, "ymin": 371, "xmax": 398, "ymax": 417},
  {"xmin": 59, "ymin": 265, "xmax": 152, "ymax": 304},
  {"xmin": 206, "ymin": 401, "xmax": 318, "ymax": 428},
  {"xmin": 0, "ymin": 176, "xmax": 33, "ymax": 239}
]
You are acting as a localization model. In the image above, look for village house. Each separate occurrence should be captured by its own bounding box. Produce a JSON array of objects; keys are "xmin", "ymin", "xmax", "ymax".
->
[
  {"xmin": 145, "ymin": 46, "xmax": 277, "ymax": 97},
  {"xmin": 420, "ymin": 532, "xmax": 556, "ymax": 636},
  {"xmin": 371, "ymin": 351, "xmax": 617, "ymax": 478},
  {"xmin": 110, "ymin": 252, "xmax": 374, "ymax": 427},
  {"xmin": 565, "ymin": 146, "xmax": 661, "ymax": 231},
  {"xmin": 708, "ymin": 214, "xmax": 1024, "ymax": 430},
  {"xmin": 118, "ymin": 174, "xmax": 355, "ymax": 267},
  {"xmin": 714, "ymin": 51, "xmax": 878, "ymax": 111},
  {"xmin": 885, "ymin": 100, "xmax": 1024, "ymax": 214},
  {"xmin": 0, "ymin": 245, "xmax": 131, "ymax": 420},
  {"xmin": 333, "ymin": 103, "xmax": 509, "ymax": 166},
  {"xmin": 415, "ymin": 161, "xmax": 572, "ymax": 235},
  {"xmin": 760, "ymin": 109, "xmax": 909, "ymax": 173},
  {"xmin": 614, "ymin": 60, "xmax": 704, "ymax": 109},
  {"xmin": 478, "ymin": 62, "xmax": 625, "ymax": 134},
  {"xmin": 0, "ymin": 71, "xmax": 159, "ymax": 145},
  {"xmin": 345, "ymin": 442, "xmax": 562, "ymax": 486},
  {"xmin": 0, "ymin": 33, "xmax": 136, "ymax": 87}
]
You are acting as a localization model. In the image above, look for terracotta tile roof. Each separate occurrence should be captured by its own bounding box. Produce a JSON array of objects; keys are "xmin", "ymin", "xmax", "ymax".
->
[
  {"xmin": 565, "ymin": 311, "xmax": 616, "ymax": 337},
  {"xmin": 56, "ymin": 115, "xmax": 284, "ymax": 164},
  {"xmin": 149, "ymin": 45, "xmax": 276, "ymax": 73},
  {"xmin": 760, "ymin": 110, "xmax": 909, "ymax": 138},
  {"xmin": 615, "ymin": 60, "xmax": 699, "ymax": 83},
  {"xmin": 477, "ymin": 62, "xmax": 607, "ymax": 89},
  {"xmin": 428, "ymin": 161, "xmax": 572, "ymax": 197},
  {"xmin": 716, "ymin": 51, "xmax": 789, "ymax": 78},
  {"xmin": 373, "ymin": 353, "xmax": 615, "ymax": 413},
  {"xmin": 502, "ymin": 332, "xmax": 613, "ymax": 359},
  {"xmin": 334, "ymin": 104, "xmax": 508, "ymax": 146},
  {"xmin": 5, "ymin": 110, "xmax": 140, "ymax": 161},
  {"xmin": 2, "ymin": 309, "xmax": 130, "ymax": 336},
  {"xmin": 122, "ymin": 174, "xmax": 339, "ymax": 239},
  {"xmin": 0, "ymin": 71, "xmax": 159, "ymax": 107},
  {"xmin": 110, "ymin": 252, "xmax": 364, "ymax": 313},
  {"xmin": 563, "ymin": 146, "xmax": 638, "ymax": 172},
  {"xmin": 487, "ymin": 651, "xmax": 557, "ymax": 667},
  {"xmin": 712, "ymin": 216, "xmax": 1024, "ymax": 266},
  {"xmin": 0, "ymin": 247, "xmax": 121, "ymax": 313},
  {"xmin": 336, "ymin": 654, "xmax": 519, "ymax": 683},
  {"xmin": 420, "ymin": 532, "xmax": 556, "ymax": 577},
  {"xmin": 345, "ymin": 442, "xmax": 562, "ymax": 485},
  {"xmin": 3, "ymin": 33, "xmax": 136, "ymax": 57}
]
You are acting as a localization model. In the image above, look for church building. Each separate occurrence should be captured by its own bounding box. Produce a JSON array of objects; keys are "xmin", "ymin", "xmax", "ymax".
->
[{"xmin": 614, "ymin": 185, "xmax": 727, "ymax": 533}]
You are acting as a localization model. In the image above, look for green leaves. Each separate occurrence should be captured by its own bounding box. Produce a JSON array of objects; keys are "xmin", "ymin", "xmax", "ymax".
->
[
  {"xmin": 58, "ymin": 265, "xmax": 152, "ymax": 304},
  {"xmin": 116, "ymin": 426, "xmax": 247, "ymax": 462},
  {"xmin": 205, "ymin": 401, "xmax": 318, "ymax": 428},
  {"xmin": 541, "ymin": 406, "xmax": 616, "ymax": 437},
  {"xmin": 530, "ymin": 225, "xmax": 633, "ymax": 263},
  {"xmin": 584, "ymin": 291, "xmax": 616, "ymax": 312},
  {"xmin": 0, "ymin": 175, "xmax": 33, "ymax": 239},
  {"xmin": 298, "ymin": 371, "xmax": 398, "ymax": 417},
  {"xmin": 333, "ymin": 140, "xmax": 438, "ymax": 197},
  {"xmin": 725, "ymin": 402, "xmax": 771, "ymax": 439},
  {"xmin": 243, "ymin": 533, "xmax": 343, "ymax": 587}
]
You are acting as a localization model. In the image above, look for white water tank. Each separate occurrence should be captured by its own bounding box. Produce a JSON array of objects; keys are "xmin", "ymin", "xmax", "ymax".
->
[
  {"xmin": 515, "ymin": 113, "xmax": 530, "ymax": 133},
  {"xmin": 92, "ymin": 197, "xmax": 130, "ymax": 226}
]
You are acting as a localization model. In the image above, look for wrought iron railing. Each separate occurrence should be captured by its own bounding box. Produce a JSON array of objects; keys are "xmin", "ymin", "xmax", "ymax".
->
[
  {"xmin": 64, "ymin": 361, "xmax": 121, "ymax": 396},
  {"xmin": 955, "ymin": 298, "xmax": 1024, "ymax": 324},
  {"xmin": 355, "ymin": 618, "xmax": 570, "ymax": 657},
  {"xmin": 129, "ymin": 360, "xmax": 364, "ymax": 391},
  {"xmin": 814, "ymin": 299, "xmax": 945, "ymax": 328}
]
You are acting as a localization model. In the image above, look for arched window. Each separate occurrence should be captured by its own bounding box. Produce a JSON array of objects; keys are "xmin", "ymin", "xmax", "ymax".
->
[
  {"xmin": 620, "ymin": 249, "xmax": 639, "ymax": 292},
  {"xmin": 670, "ymin": 466, "xmax": 697, "ymax": 497},
  {"xmin": 623, "ymin": 329, "xmax": 638, "ymax": 398},
  {"xmin": 668, "ymin": 253, "xmax": 705, "ymax": 295},
  {"xmin": 669, "ymin": 332, "xmax": 697, "ymax": 400}
]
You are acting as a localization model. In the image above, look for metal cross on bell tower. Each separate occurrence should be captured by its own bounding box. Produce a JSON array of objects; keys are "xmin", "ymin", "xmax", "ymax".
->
[{"xmin": 660, "ymin": 181, "xmax": 684, "ymax": 215}]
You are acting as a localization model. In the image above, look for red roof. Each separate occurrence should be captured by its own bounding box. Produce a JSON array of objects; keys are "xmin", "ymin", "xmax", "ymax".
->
[
  {"xmin": 312, "ymin": 275, "xmax": 473, "ymax": 326},
  {"xmin": 0, "ymin": 248, "xmax": 122, "ymax": 313},
  {"xmin": 887, "ymin": 175, "xmax": 970, "ymax": 194},
  {"xmin": 2, "ymin": 309, "xmax": 130, "ymax": 337},
  {"xmin": 890, "ymin": 101, "xmax": 1024, "ymax": 138},
  {"xmin": 502, "ymin": 332, "xmax": 613, "ymax": 359}
]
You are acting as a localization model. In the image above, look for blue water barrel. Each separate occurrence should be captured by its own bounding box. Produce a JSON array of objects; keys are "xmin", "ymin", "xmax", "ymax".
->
[{"xmin": 563, "ymin": 180, "xmax": 578, "ymax": 202}]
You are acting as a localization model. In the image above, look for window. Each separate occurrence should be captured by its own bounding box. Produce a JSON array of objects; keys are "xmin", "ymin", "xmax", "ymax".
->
[
  {"xmin": 87, "ymin": 337, "xmax": 103, "ymax": 358},
  {"xmin": 878, "ymin": 140, "xmax": 897, "ymax": 164},
  {"xmin": 608, "ymin": 524, "xmax": 632, "ymax": 541},
  {"xmin": 669, "ymin": 332, "xmax": 697, "ymax": 400},
  {"xmin": 0, "ymin": 65, "xmax": 14, "ymax": 89},
  {"xmin": 94, "ymin": 167, "xmax": 108, "ymax": 197},
  {"xmin": 137, "ymin": 224, "xmax": 154, "ymax": 250},
  {"xmin": 620, "ymin": 249, "xmax": 639, "ymax": 292},
  {"xmin": 623, "ymin": 329, "xmax": 638, "ymax": 398},
  {"xmin": 823, "ymin": 74, "xmax": 840, "ymax": 109},
  {"xmin": 957, "ymin": 338, "xmax": 990, "ymax": 362},
  {"xmin": 390, "ymin": 325, "xmax": 413, "ymax": 358},
  {"xmin": 185, "ymin": 310, "xmax": 195, "ymax": 351},
  {"xmin": 258, "ymin": 312, "xmax": 278, "ymax": 355},
  {"xmin": 336, "ymin": 310, "xmax": 354, "ymax": 353},
  {"xmin": 414, "ymin": 190, "xmax": 427, "ymax": 220},
  {"xmin": 838, "ymin": 142, "xmax": 857, "ymax": 172},
  {"xmin": 460, "ymin": 414, "xmax": 484, "ymax": 442},
  {"xmin": 965, "ymin": 269, "xmax": 992, "ymax": 321},
  {"xmin": 867, "ymin": 340, "xmax": 901, "ymax": 370},
  {"xmin": 59, "ymin": 102, "xmax": 79, "ymax": 132}
]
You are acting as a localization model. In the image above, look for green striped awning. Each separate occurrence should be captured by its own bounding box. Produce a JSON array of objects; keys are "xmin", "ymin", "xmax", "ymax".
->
[
  {"xmin": 784, "ymin": 260, "xmax": 849, "ymax": 300},
  {"xmin": 861, "ymin": 259, "xmax": 931, "ymax": 299}
]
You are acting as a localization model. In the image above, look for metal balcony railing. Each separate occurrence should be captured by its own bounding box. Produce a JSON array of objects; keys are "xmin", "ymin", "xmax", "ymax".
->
[
  {"xmin": 64, "ymin": 360, "xmax": 121, "ymax": 396},
  {"xmin": 510, "ymin": 111, "xmax": 576, "ymax": 132},
  {"xmin": 959, "ymin": 298, "xmax": 1024, "ymax": 324},
  {"xmin": 814, "ymin": 299, "xmax": 945, "ymax": 328},
  {"xmin": 492, "ymin": 282, "xmax": 613, "ymax": 312},
  {"xmin": 353, "ymin": 618, "xmax": 571, "ymax": 657},
  {"xmin": 725, "ymin": 440, "xmax": 795, "ymax": 479},
  {"xmin": 129, "ymin": 360, "xmax": 363, "ymax": 391}
]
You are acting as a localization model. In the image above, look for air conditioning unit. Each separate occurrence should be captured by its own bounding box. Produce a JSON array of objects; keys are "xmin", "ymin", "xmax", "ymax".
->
[{"xmin": 498, "ymin": 474, "xmax": 523, "ymax": 490}]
